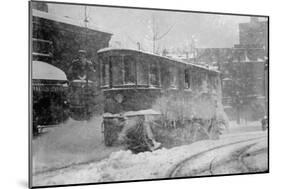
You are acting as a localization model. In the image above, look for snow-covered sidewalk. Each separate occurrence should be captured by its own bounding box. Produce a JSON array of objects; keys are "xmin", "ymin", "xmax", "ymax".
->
[{"xmin": 33, "ymin": 131, "xmax": 267, "ymax": 187}]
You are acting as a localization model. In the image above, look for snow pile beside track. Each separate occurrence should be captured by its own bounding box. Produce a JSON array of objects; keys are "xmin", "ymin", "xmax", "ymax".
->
[{"xmin": 33, "ymin": 116, "xmax": 122, "ymax": 174}]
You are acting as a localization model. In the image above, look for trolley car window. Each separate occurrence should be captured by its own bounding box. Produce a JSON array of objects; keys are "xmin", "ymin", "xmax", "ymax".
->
[
  {"xmin": 184, "ymin": 69, "xmax": 191, "ymax": 89},
  {"xmin": 149, "ymin": 61, "xmax": 160, "ymax": 87},
  {"xmin": 168, "ymin": 67, "xmax": 178, "ymax": 88},
  {"xmin": 192, "ymin": 69, "xmax": 203, "ymax": 91},
  {"xmin": 201, "ymin": 72, "xmax": 208, "ymax": 93},
  {"xmin": 101, "ymin": 57, "xmax": 109, "ymax": 86},
  {"xmin": 209, "ymin": 74, "xmax": 219, "ymax": 93},
  {"xmin": 137, "ymin": 58, "xmax": 149, "ymax": 85},
  {"xmin": 110, "ymin": 56, "xmax": 123, "ymax": 86},
  {"xmin": 124, "ymin": 56, "xmax": 136, "ymax": 85}
]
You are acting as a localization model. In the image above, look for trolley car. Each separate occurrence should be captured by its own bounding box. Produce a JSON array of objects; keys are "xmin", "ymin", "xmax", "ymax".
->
[{"xmin": 98, "ymin": 48, "xmax": 228, "ymax": 147}]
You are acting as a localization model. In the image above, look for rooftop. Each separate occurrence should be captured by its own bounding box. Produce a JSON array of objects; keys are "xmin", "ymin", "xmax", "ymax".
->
[{"xmin": 32, "ymin": 9, "xmax": 112, "ymax": 35}]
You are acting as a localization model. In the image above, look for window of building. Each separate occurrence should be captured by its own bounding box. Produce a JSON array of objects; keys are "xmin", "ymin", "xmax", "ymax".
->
[
  {"xmin": 184, "ymin": 68, "xmax": 191, "ymax": 89},
  {"xmin": 110, "ymin": 56, "xmax": 123, "ymax": 86},
  {"xmin": 124, "ymin": 56, "xmax": 136, "ymax": 85},
  {"xmin": 32, "ymin": 39, "xmax": 53, "ymax": 55},
  {"xmin": 101, "ymin": 57, "xmax": 109, "ymax": 86},
  {"xmin": 137, "ymin": 57, "xmax": 149, "ymax": 85},
  {"xmin": 149, "ymin": 61, "xmax": 160, "ymax": 87}
]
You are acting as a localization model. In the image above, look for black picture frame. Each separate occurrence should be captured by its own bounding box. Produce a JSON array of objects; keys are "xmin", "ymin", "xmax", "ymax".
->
[{"xmin": 29, "ymin": 1, "xmax": 269, "ymax": 188}]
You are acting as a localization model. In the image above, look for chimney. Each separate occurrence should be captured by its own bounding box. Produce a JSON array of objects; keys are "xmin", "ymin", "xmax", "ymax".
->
[{"xmin": 137, "ymin": 42, "xmax": 141, "ymax": 50}]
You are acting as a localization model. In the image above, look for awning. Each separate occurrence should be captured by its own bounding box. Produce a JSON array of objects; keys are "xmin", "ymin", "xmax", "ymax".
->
[{"xmin": 32, "ymin": 61, "xmax": 67, "ymax": 81}]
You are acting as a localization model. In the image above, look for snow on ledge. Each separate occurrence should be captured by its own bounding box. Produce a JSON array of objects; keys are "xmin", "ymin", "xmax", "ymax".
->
[{"xmin": 32, "ymin": 9, "xmax": 112, "ymax": 35}]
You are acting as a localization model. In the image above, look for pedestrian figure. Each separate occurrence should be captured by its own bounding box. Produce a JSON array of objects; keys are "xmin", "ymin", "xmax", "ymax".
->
[{"xmin": 68, "ymin": 50, "xmax": 95, "ymax": 81}]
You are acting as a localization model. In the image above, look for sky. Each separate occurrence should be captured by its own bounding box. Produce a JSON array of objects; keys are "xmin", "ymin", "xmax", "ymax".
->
[{"xmin": 46, "ymin": 3, "xmax": 256, "ymax": 53}]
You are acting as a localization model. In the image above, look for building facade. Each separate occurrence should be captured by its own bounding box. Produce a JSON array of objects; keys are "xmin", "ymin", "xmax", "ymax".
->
[
  {"xmin": 32, "ymin": 6, "xmax": 112, "ymax": 82},
  {"xmin": 224, "ymin": 18, "xmax": 268, "ymax": 122},
  {"xmin": 191, "ymin": 17, "xmax": 268, "ymax": 122},
  {"xmin": 31, "ymin": 3, "xmax": 113, "ymax": 119}
]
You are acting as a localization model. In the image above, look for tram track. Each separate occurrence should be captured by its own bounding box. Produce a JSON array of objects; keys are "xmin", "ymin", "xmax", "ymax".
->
[
  {"xmin": 34, "ymin": 136, "xmax": 266, "ymax": 178},
  {"xmin": 167, "ymin": 136, "xmax": 267, "ymax": 178}
]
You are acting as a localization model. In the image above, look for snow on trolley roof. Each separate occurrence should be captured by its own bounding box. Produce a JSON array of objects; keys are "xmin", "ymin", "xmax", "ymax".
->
[
  {"xmin": 32, "ymin": 9, "xmax": 112, "ymax": 35},
  {"xmin": 97, "ymin": 47, "xmax": 220, "ymax": 73},
  {"xmin": 32, "ymin": 61, "xmax": 67, "ymax": 81}
]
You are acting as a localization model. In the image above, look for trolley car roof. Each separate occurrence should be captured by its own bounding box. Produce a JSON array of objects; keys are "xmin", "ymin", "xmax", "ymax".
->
[
  {"xmin": 32, "ymin": 61, "xmax": 67, "ymax": 81},
  {"xmin": 97, "ymin": 47, "xmax": 220, "ymax": 73}
]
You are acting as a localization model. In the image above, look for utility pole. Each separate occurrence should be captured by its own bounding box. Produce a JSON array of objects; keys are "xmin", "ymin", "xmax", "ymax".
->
[
  {"xmin": 145, "ymin": 15, "xmax": 174, "ymax": 54},
  {"xmin": 264, "ymin": 56, "xmax": 268, "ymax": 117},
  {"xmin": 84, "ymin": 5, "xmax": 89, "ymax": 118}
]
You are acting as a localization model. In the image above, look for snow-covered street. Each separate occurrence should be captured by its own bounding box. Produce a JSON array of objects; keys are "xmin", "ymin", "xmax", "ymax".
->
[
  {"xmin": 32, "ymin": 116, "xmax": 123, "ymax": 174},
  {"xmin": 170, "ymin": 135, "xmax": 267, "ymax": 177},
  {"xmin": 32, "ymin": 119, "xmax": 268, "ymax": 187}
]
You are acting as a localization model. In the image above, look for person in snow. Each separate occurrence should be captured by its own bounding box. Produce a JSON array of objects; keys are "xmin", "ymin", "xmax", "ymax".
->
[
  {"xmin": 118, "ymin": 114, "xmax": 161, "ymax": 152},
  {"xmin": 68, "ymin": 50, "xmax": 96, "ymax": 81},
  {"xmin": 143, "ymin": 114, "xmax": 162, "ymax": 150}
]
